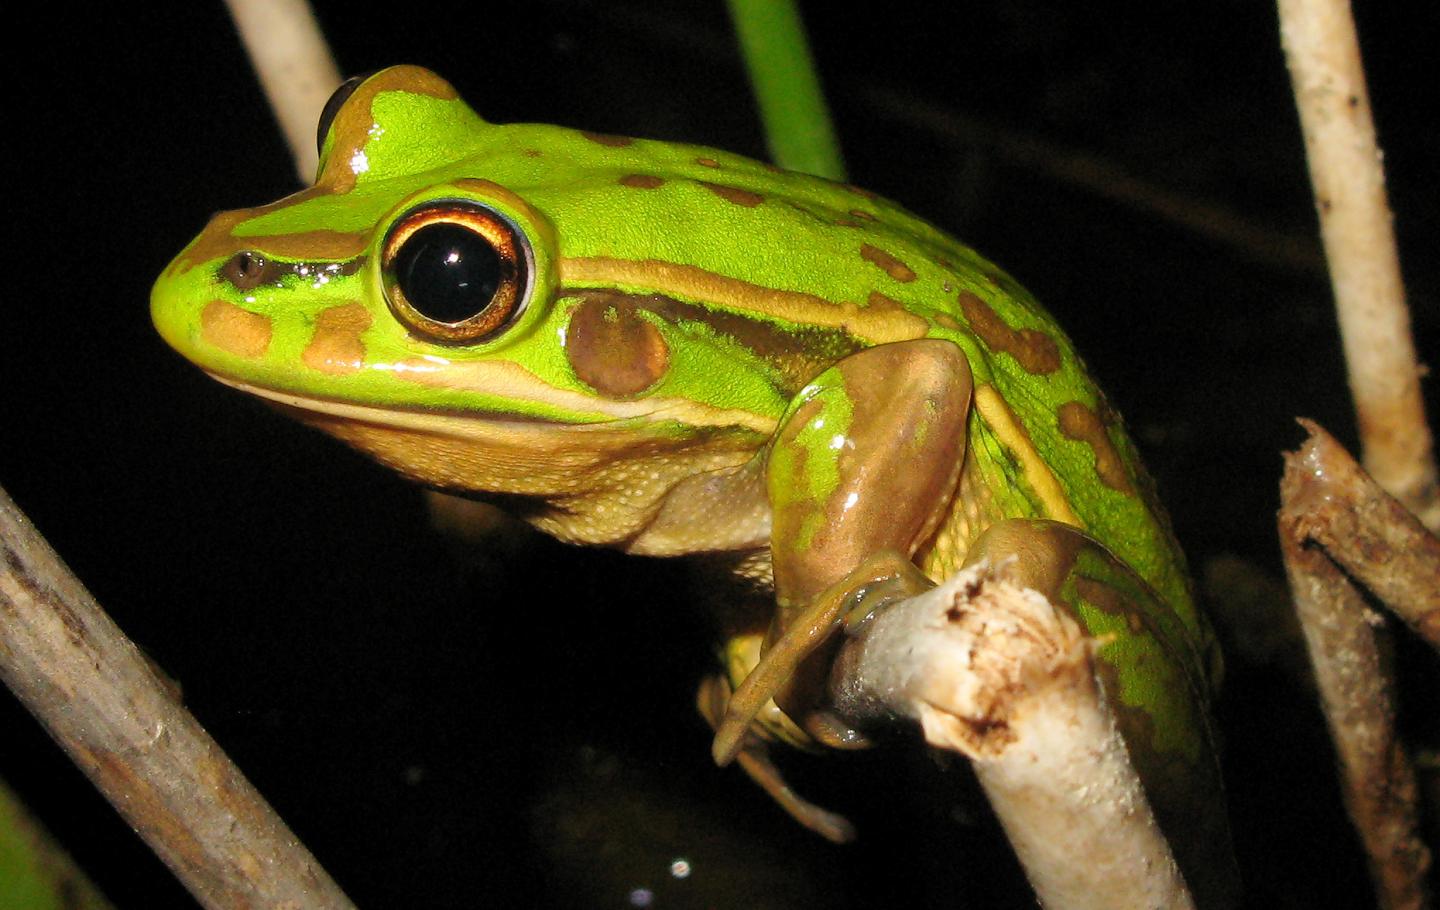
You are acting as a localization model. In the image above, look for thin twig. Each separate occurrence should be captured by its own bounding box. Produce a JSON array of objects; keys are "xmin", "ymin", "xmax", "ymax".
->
[
  {"xmin": 0, "ymin": 485, "xmax": 356, "ymax": 909},
  {"xmin": 1279, "ymin": 422, "xmax": 1432, "ymax": 910},
  {"xmin": 223, "ymin": 0, "xmax": 341, "ymax": 182},
  {"xmin": 1286, "ymin": 420, "xmax": 1440, "ymax": 650},
  {"xmin": 1278, "ymin": 0, "xmax": 1439, "ymax": 531}
]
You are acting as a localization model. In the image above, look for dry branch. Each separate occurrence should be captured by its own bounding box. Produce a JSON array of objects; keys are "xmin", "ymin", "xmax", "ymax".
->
[
  {"xmin": 830, "ymin": 560, "xmax": 1195, "ymax": 910},
  {"xmin": 1279, "ymin": 422, "xmax": 1432, "ymax": 910},
  {"xmin": 1278, "ymin": 0, "xmax": 1439, "ymax": 531},
  {"xmin": 223, "ymin": 0, "xmax": 341, "ymax": 182},
  {"xmin": 0, "ymin": 485, "xmax": 356, "ymax": 909}
]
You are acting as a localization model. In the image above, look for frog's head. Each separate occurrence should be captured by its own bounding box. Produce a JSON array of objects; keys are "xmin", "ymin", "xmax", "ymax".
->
[{"xmin": 155, "ymin": 66, "xmax": 891, "ymax": 532}]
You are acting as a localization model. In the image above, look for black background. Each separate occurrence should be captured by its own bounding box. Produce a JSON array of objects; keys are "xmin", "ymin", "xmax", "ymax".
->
[{"xmin": 5, "ymin": 1, "xmax": 1438, "ymax": 907}]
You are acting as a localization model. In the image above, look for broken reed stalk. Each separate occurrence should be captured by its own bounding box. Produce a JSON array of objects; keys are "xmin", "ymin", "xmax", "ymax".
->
[
  {"xmin": 1278, "ymin": 422, "xmax": 1433, "ymax": 910},
  {"xmin": 0, "ymin": 485, "xmax": 356, "ymax": 910},
  {"xmin": 1277, "ymin": 0, "xmax": 1439, "ymax": 531},
  {"xmin": 223, "ymin": 0, "xmax": 341, "ymax": 182},
  {"xmin": 830, "ymin": 562, "xmax": 1195, "ymax": 910}
]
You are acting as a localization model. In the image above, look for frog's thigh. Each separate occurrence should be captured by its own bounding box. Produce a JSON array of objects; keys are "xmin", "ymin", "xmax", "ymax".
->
[
  {"xmin": 768, "ymin": 338, "xmax": 972, "ymax": 611},
  {"xmin": 718, "ymin": 340, "xmax": 972, "ymax": 754}
]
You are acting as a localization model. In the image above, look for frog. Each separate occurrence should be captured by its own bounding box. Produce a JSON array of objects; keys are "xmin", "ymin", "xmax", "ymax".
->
[{"xmin": 151, "ymin": 66, "xmax": 1237, "ymax": 905}]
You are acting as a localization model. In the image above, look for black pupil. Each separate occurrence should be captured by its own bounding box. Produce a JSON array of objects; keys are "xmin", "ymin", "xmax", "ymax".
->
[{"xmin": 393, "ymin": 224, "xmax": 503, "ymax": 323}]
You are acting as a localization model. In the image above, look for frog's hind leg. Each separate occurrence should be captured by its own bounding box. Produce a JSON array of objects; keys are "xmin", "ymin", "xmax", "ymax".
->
[
  {"xmin": 712, "ymin": 339, "xmax": 973, "ymax": 767},
  {"xmin": 696, "ymin": 675, "xmax": 856, "ymax": 843},
  {"xmin": 710, "ymin": 551, "xmax": 928, "ymax": 765}
]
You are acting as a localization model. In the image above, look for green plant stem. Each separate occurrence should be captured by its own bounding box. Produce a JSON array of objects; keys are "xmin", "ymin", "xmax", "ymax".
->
[
  {"xmin": 0, "ymin": 777, "xmax": 113, "ymax": 910},
  {"xmin": 726, "ymin": 0, "xmax": 845, "ymax": 180}
]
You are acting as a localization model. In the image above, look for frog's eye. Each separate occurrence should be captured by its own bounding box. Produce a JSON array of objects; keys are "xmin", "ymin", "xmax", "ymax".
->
[
  {"xmin": 315, "ymin": 73, "xmax": 371, "ymax": 157},
  {"xmin": 381, "ymin": 202, "xmax": 531, "ymax": 343}
]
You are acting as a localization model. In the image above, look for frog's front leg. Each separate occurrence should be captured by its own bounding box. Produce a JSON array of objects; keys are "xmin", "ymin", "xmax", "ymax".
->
[{"xmin": 712, "ymin": 339, "xmax": 972, "ymax": 762}]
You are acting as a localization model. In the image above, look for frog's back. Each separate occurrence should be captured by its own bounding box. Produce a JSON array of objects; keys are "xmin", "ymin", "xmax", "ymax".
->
[
  {"xmin": 463, "ymin": 126, "xmax": 1201, "ymax": 646},
  {"xmin": 309, "ymin": 74, "xmax": 1203, "ymax": 650}
]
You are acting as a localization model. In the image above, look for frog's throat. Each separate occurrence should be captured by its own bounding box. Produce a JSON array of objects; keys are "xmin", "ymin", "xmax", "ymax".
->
[{"xmin": 203, "ymin": 374, "xmax": 770, "ymax": 512}]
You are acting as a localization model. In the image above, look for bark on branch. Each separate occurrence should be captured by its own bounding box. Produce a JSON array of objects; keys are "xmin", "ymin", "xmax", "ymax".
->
[
  {"xmin": 1278, "ymin": 0, "xmax": 1439, "ymax": 530},
  {"xmin": 830, "ymin": 560, "xmax": 1196, "ymax": 910},
  {"xmin": 1279, "ymin": 421, "xmax": 1433, "ymax": 910},
  {"xmin": 0, "ymin": 484, "xmax": 355, "ymax": 909}
]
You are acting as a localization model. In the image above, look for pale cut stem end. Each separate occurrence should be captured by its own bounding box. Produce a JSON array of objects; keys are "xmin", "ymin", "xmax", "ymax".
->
[{"xmin": 832, "ymin": 561, "xmax": 1194, "ymax": 910}]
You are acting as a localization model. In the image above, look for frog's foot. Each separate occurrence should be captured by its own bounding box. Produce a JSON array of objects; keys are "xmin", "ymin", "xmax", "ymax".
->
[
  {"xmin": 711, "ymin": 550, "xmax": 928, "ymax": 766},
  {"xmin": 696, "ymin": 675, "xmax": 856, "ymax": 844}
]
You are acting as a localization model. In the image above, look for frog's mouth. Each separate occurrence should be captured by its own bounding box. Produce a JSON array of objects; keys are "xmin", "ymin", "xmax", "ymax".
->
[
  {"xmin": 209, "ymin": 374, "xmax": 581, "ymax": 433},
  {"xmin": 205, "ymin": 372, "xmax": 775, "ymax": 435}
]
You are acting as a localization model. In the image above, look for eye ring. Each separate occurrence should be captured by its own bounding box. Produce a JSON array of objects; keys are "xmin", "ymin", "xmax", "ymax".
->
[{"xmin": 380, "ymin": 201, "xmax": 531, "ymax": 344}]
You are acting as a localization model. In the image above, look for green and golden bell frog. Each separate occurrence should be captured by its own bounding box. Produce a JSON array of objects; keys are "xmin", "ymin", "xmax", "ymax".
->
[{"xmin": 152, "ymin": 66, "xmax": 1233, "ymax": 898}]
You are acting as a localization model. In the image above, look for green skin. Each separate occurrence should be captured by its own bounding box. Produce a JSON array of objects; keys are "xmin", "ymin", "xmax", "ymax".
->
[{"xmin": 152, "ymin": 66, "xmax": 1234, "ymax": 902}]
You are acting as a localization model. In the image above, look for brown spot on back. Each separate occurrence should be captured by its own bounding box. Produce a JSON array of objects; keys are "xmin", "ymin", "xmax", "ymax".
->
[
  {"xmin": 695, "ymin": 157, "xmax": 720, "ymax": 168},
  {"xmin": 581, "ymin": 131, "xmax": 633, "ymax": 148},
  {"xmin": 957, "ymin": 292, "xmax": 1061, "ymax": 375},
  {"xmin": 302, "ymin": 303, "xmax": 372, "ymax": 374},
  {"xmin": 935, "ymin": 313, "xmax": 962, "ymax": 331},
  {"xmin": 848, "ymin": 209, "xmax": 877, "ymax": 222},
  {"xmin": 860, "ymin": 244, "xmax": 917, "ymax": 283},
  {"xmin": 619, "ymin": 174, "xmax": 665, "ymax": 189},
  {"xmin": 201, "ymin": 300, "xmax": 272, "ymax": 359},
  {"xmin": 566, "ymin": 293, "xmax": 671, "ymax": 397},
  {"xmin": 524, "ymin": 148, "xmax": 543, "ymax": 158},
  {"xmin": 1058, "ymin": 401, "xmax": 1135, "ymax": 494},
  {"xmin": 702, "ymin": 182, "xmax": 765, "ymax": 207}
]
